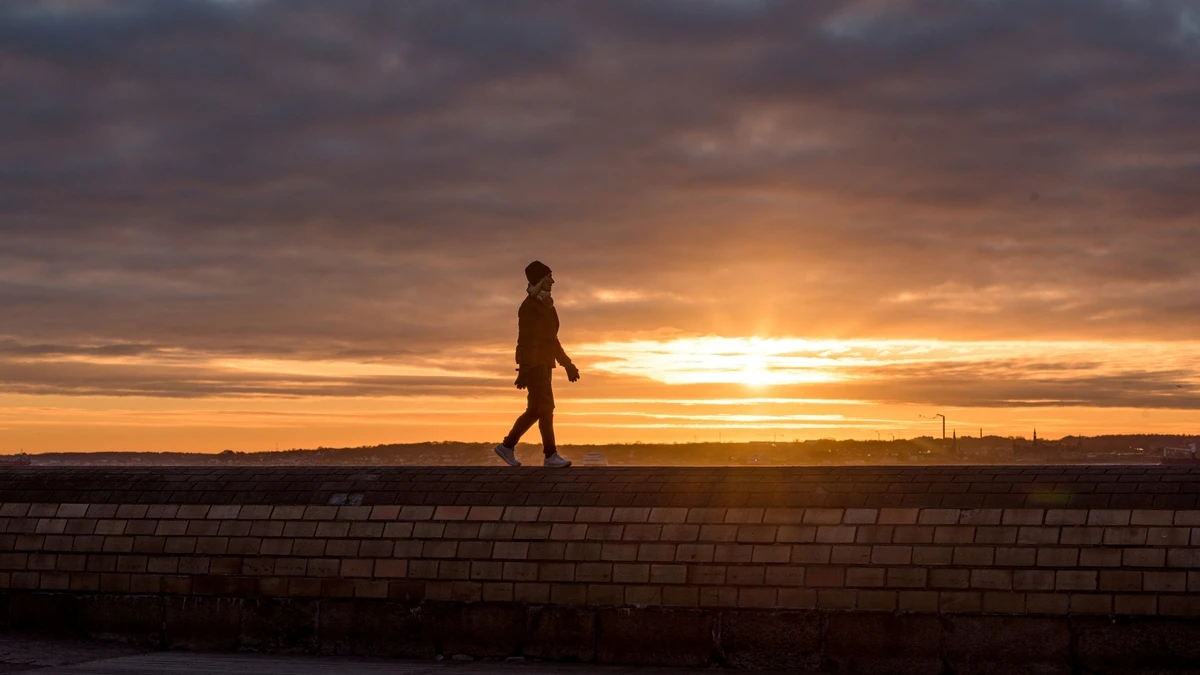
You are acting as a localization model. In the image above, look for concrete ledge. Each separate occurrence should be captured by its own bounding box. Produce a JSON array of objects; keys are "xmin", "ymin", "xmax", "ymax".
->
[
  {"xmin": 596, "ymin": 607, "xmax": 716, "ymax": 666},
  {"xmin": 318, "ymin": 598, "xmax": 437, "ymax": 658},
  {"xmin": 4, "ymin": 465, "xmax": 1200, "ymax": 509},
  {"xmin": 7, "ymin": 592, "xmax": 1200, "ymax": 672},
  {"xmin": 825, "ymin": 613, "xmax": 943, "ymax": 675},
  {"xmin": 718, "ymin": 611, "xmax": 823, "ymax": 669}
]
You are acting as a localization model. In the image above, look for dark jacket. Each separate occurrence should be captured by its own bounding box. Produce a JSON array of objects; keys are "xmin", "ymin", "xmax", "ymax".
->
[{"xmin": 516, "ymin": 295, "xmax": 572, "ymax": 369}]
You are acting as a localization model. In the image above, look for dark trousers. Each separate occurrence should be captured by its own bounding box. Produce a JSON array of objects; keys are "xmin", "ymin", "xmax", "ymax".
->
[{"xmin": 504, "ymin": 365, "xmax": 556, "ymax": 457}]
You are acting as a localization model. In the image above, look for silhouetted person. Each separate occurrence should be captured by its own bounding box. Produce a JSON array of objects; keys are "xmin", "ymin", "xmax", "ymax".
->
[{"xmin": 495, "ymin": 260, "xmax": 579, "ymax": 468}]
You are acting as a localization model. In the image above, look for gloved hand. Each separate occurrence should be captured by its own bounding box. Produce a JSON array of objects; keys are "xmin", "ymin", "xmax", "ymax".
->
[{"xmin": 565, "ymin": 363, "xmax": 581, "ymax": 383}]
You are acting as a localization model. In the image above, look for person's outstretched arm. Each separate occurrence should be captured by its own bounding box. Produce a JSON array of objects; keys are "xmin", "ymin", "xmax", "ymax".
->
[{"xmin": 556, "ymin": 340, "xmax": 580, "ymax": 382}]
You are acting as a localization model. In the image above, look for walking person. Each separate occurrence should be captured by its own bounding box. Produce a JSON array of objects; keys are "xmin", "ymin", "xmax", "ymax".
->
[{"xmin": 494, "ymin": 261, "xmax": 579, "ymax": 468}]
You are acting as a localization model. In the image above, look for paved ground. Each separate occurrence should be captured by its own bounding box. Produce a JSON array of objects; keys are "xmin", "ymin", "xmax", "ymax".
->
[
  {"xmin": 0, "ymin": 633, "xmax": 704, "ymax": 675},
  {"xmin": 0, "ymin": 633, "xmax": 148, "ymax": 674}
]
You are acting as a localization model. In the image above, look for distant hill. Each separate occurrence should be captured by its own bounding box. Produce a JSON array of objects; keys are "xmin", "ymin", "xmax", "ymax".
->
[{"xmin": 9, "ymin": 434, "xmax": 1189, "ymax": 466}]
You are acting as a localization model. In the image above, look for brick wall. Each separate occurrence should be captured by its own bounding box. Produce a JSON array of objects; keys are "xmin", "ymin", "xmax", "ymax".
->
[
  {"xmin": 3, "ymin": 466, "xmax": 1200, "ymax": 671},
  {"xmin": 3, "ymin": 500, "xmax": 1200, "ymax": 616}
]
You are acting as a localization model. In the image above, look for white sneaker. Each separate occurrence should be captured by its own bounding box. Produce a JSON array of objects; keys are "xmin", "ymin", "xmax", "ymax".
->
[
  {"xmin": 494, "ymin": 444, "xmax": 520, "ymax": 467},
  {"xmin": 543, "ymin": 453, "xmax": 572, "ymax": 468}
]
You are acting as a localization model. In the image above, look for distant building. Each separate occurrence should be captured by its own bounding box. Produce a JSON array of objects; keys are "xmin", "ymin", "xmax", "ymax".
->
[
  {"xmin": 581, "ymin": 452, "xmax": 609, "ymax": 466},
  {"xmin": 0, "ymin": 453, "xmax": 31, "ymax": 467},
  {"xmin": 1162, "ymin": 441, "xmax": 1198, "ymax": 464},
  {"xmin": 1012, "ymin": 433, "xmax": 1083, "ymax": 462}
]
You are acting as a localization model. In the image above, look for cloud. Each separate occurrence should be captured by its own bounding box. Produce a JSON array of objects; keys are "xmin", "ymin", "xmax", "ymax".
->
[{"xmin": 1, "ymin": 0, "xmax": 1199, "ymax": 409}]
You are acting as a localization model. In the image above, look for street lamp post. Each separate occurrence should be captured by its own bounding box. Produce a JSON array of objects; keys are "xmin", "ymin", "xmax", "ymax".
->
[{"xmin": 921, "ymin": 413, "xmax": 947, "ymax": 440}]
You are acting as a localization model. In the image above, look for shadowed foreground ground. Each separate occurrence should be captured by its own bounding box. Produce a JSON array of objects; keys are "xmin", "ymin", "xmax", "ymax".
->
[{"xmin": 0, "ymin": 631, "xmax": 695, "ymax": 675}]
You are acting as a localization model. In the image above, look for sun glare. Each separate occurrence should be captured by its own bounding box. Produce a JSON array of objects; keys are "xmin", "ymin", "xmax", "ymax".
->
[
  {"xmin": 576, "ymin": 336, "xmax": 1200, "ymax": 390},
  {"xmin": 578, "ymin": 337, "xmax": 854, "ymax": 387}
]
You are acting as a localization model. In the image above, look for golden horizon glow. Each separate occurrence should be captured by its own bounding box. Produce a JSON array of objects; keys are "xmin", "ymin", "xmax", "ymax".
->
[
  {"xmin": 2, "ymin": 334, "xmax": 1200, "ymax": 453},
  {"xmin": 580, "ymin": 337, "xmax": 852, "ymax": 386},
  {"xmin": 211, "ymin": 357, "xmax": 488, "ymax": 380},
  {"xmin": 578, "ymin": 336, "xmax": 1200, "ymax": 389}
]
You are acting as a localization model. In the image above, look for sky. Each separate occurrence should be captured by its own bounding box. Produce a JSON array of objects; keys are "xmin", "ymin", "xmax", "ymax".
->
[{"xmin": 2, "ymin": 0, "xmax": 1200, "ymax": 453}]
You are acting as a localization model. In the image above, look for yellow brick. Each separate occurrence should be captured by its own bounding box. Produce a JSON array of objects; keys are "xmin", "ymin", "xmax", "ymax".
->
[
  {"xmin": 397, "ymin": 506, "xmax": 435, "ymax": 521},
  {"xmin": 335, "ymin": 506, "xmax": 372, "ymax": 521},
  {"xmin": 662, "ymin": 586, "xmax": 699, "ymax": 607},
  {"xmin": 611, "ymin": 507, "xmax": 652, "ymax": 523},
  {"xmin": 660, "ymin": 524, "xmax": 700, "ymax": 542},
  {"xmin": 483, "ymin": 582, "xmax": 514, "ymax": 602},
  {"xmin": 502, "ymin": 562, "xmax": 538, "ymax": 582},
  {"xmin": 466, "ymin": 506, "xmax": 505, "ymax": 521},
  {"xmin": 493, "ymin": 542, "xmax": 529, "ymax": 560},
  {"xmin": 613, "ymin": 563, "xmax": 650, "ymax": 583},
  {"xmin": 649, "ymin": 564, "xmax": 686, "ymax": 584},
  {"xmin": 574, "ymin": 507, "xmax": 614, "ymax": 523},
  {"xmin": 550, "ymin": 583, "xmax": 587, "ymax": 604},
  {"xmin": 514, "ymin": 582, "xmax": 550, "ymax": 603},
  {"xmin": 762, "ymin": 508, "xmax": 805, "ymax": 524},
  {"xmin": 803, "ymin": 509, "xmax": 845, "ymax": 525},
  {"xmin": 817, "ymin": 589, "xmax": 857, "ymax": 609},
  {"xmin": 375, "ymin": 560, "xmax": 408, "ymax": 578},
  {"xmin": 724, "ymin": 508, "xmax": 765, "ymax": 524},
  {"xmin": 586, "ymin": 584, "xmax": 625, "ymax": 605},
  {"xmin": 857, "ymin": 590, "xmax": 897, "ymax": 611},
  {"xmin": 341, "ymin": 559, "xmax": 373, "ymax": 578},
  {"xmin": 686, "ymin": 508, "xmax": 727, "ymax": 524},
  {"xmin": 538, "ymin": 562, "xmax": 575, "ymax": 582},
  {"xmin": 700, "ymin": 586, "xmax": 738, "ymax": 607},
  {"xmin": 737, "ymin": 587, "xmax": 777, "ymax": 608},
  {"xmin": 648, "ymin": 508, "xmax": 688, "ymax": 523},
  {"xmin": 432, "ymin": 506, "xmax": 469, "ymax": 521},
  {"xmin": 539, "ymin": 507, "xmax": 577, "ymax": 522},
  {"xmin": 550, "ymin": 523, "xmax": 588, "ymax": 540},
  {"xmin": 625, "ymin": 585, "xmax": 662, "ymax": 605},
  {"xmin": 636, "ymin": 543, "xmax": 675, "ymax": 562},
  {"xmin": 752, "ymin": 545, "xmax": 790, "ymax": 564}
]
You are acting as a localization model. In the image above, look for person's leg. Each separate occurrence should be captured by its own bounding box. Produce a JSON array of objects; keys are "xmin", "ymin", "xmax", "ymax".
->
[
  {"xmin": 529, "ymin": 367, "xmax": 558, "ymax": 458},
  {"xmin": 502, "ymin": 407, "xmax": 538, "ymax": 449},
  {"xmin": 538, "ymin": 408, "xmax": 556, "ymax": 458},
  {"xmin": 538, "ymin": 396, "xmax": 570, "ymax": 467},
  {"xmin": 502, "ymin": 376, "xmax": 542, "ymax": 449}
]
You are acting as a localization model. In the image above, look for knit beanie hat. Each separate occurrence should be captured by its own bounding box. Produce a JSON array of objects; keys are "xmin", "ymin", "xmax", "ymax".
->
[{"xmin": 525, "ymin": 260, "xmax": 552, "ymax": 285}]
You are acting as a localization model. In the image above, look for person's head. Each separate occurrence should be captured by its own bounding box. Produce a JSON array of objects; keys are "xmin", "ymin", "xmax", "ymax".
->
[{"xmin": 525, "ymin": 260, "xmax": 553, "ymax": 289}]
